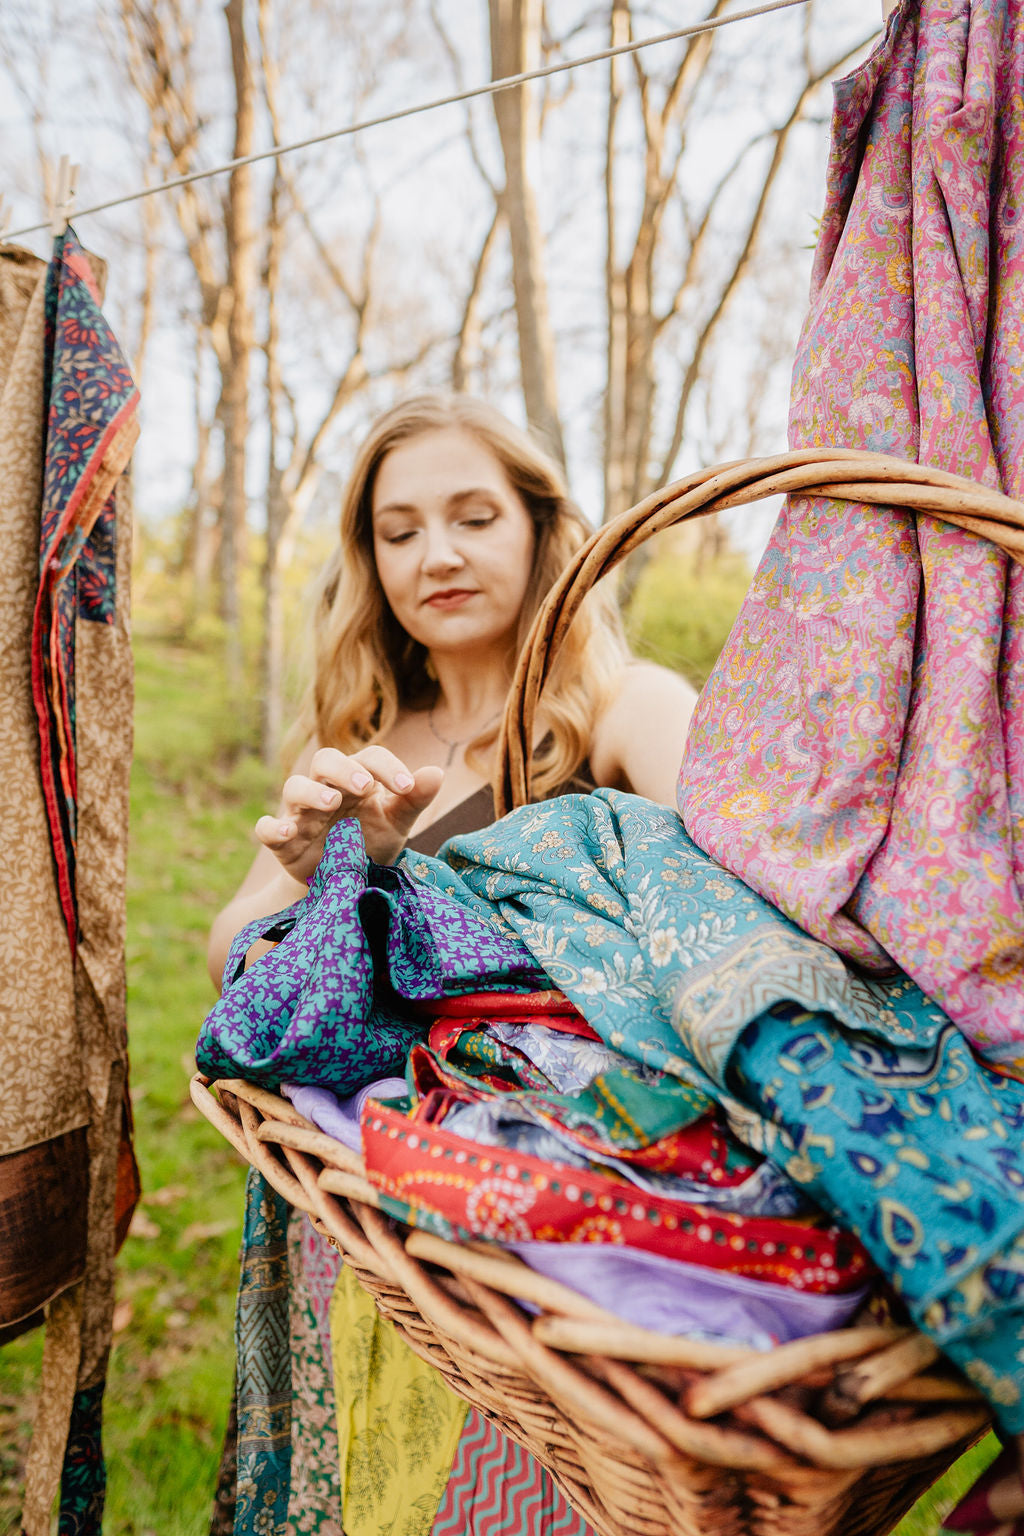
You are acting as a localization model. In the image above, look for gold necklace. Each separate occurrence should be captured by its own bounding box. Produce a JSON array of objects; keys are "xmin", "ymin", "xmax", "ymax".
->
[{"xmin": 427, "ymin": 706, "xmax": 501, "ymax": 768}]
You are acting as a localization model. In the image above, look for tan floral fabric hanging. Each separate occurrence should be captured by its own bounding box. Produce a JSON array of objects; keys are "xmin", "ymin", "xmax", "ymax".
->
[{"xmin": 0, "ymin": 232, "xmax": 139, "ymax": 1535}]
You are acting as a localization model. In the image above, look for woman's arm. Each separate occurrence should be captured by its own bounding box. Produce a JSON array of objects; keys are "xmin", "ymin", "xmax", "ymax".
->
[
  {"xmin": 207, "ymin": 843, "xmax": 309, "ymax": 990},
  {"xmin": 588, "ymin": 661, "xmax": 698, "ymax": 805}
]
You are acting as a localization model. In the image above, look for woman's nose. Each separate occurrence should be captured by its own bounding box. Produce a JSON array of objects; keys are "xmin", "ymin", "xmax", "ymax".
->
[{"xmin": 420, "ymin": 527, "xmax": 465, "ymax": 574}]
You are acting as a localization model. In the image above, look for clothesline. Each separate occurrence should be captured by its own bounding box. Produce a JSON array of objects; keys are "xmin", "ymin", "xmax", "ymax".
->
[{"xmin": 4, "ymin": 0, "xmax": 810, "ymax": 242}]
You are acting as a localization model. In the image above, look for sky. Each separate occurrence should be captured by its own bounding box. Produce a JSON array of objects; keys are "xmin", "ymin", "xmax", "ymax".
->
[{"xmin": 0, "ymin": 0, "xmax": 883, "ymax": 561}]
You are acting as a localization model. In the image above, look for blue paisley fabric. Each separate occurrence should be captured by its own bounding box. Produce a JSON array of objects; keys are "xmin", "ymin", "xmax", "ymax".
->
[{"xmin": 732, "ymin": 1009, "xmax": 1024, "ymax": 1430}]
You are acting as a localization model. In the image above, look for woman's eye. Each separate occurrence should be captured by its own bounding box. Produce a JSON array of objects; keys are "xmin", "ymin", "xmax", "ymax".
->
[
  {"xmin": 461, "ymin": 515, "xmax": 495, "ymax": 529},
  {"xmin": 383, "ymin": 529, "xmax": 416, "ymax": 544}
]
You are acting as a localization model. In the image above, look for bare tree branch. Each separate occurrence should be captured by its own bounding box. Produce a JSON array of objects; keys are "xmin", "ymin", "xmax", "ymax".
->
[
  {"xmin": 656, "ymin": 29, "xmax": 876, "ymax": 490},
  {"xmin": 453, "ymin": 203, "xmax": 503, "ymax": 392}
]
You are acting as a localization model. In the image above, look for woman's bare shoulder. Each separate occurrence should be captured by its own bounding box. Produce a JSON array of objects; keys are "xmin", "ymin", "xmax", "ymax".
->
[{"xmin": 590, "ymin": 661, "xmax": 698, "ymax": 802}]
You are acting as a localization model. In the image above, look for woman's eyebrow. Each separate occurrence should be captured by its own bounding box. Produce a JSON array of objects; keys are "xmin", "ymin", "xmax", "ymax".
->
[
  {"xmin": 372, "ymin": 500, "xmax": 419, "ymax": 519},
  {"xmin": 447, "ymin": 487, "xmax": 502, "ymax": 508},
  {"xmin": 373, "ymin": 487, "xmax": 501, "ymax": 519}
]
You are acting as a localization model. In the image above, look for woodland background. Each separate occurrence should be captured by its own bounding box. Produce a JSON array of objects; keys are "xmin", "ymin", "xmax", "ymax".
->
[{"xmin": 0, "ymin": 1, "xmax": 990, "ymax": 1530}]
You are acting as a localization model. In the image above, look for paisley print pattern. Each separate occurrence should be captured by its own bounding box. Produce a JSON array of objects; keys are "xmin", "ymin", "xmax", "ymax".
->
[
  {"xmin": 216, "ymin": 788, "xmax": 1024, "ymax": 1472},
  {"xmin": 678, "ymin": 0, "xmax": 1024, "ymax": 1078},
  {"xmin": 362, "ymin": 1101, "xmax": 871, "ymax": 1290},
  {"xmin": 234, "ymin": 1170, "xmax": 292, "ymax": 1536},
  {"xmin": 285, "ymin": 1213, "xmax": 342, "ymax": 1536},
  {"xmin": 34, "ymin": 228, "xmax": 139, "ymax": 951},
  {"xmin": 410, "ymin": 788, "xmax": 1024, "ymax": 1424},
  {"xmin": 731, "ymin": 1007, "xmax": 1024, "ymax": 1431}
]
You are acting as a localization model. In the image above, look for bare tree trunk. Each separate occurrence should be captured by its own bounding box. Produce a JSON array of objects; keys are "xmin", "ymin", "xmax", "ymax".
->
[
  {"xmin": 221, "ymin": 0, "xmax": 256, "ymax": 687},
  {"xmin": 488, "ymin": 0, "xmax": 565, "ymax": 466},
  {"xmin": 259, "ymin": 0, "xmax": 287, "ymax": 765},
  {"xmin": 182, "ymin": 324, "xmax": 218, "ymax": 617},
  {"xmin": 603, "ymin": 0, "xmax": 630, "ymax": 522},
  {"xmin": 261, "ymin": 469, "xmax": 287, "ymax": 763},
  {"xmin": 453, "ymin": 205, "xmax": 502, "ymax": 393}
]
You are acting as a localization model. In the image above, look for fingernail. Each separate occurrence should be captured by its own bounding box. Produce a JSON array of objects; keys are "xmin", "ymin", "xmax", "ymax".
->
[
  {"xmin": 320, "ymin": 788, "xmax": 338, "ymax": 806},
  {"xmin": 351, "ymin": 771, "xmax": 372, "ymax": 791},
  {"xmin": 279, "ymin": 822, "xmax": 295, "ymax": 838},
  {"xmin": 395, "ymin": 772, "xmax": 414, "ymax": 790}
]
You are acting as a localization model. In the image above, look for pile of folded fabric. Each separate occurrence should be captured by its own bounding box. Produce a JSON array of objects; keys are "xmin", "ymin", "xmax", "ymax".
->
[
  {"xmin": 285, "ymin": 988, "xmax": 873, "ymax": 1351},
  {"xmin": 198, "ymin": 790, "xmax": 1024, "ymax": 1403}
]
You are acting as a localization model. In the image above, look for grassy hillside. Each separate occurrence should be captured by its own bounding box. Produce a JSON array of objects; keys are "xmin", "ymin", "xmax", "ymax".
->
[{"xmin": 0, "ymin": 606, "xmax": 997, "ymax": 1534}]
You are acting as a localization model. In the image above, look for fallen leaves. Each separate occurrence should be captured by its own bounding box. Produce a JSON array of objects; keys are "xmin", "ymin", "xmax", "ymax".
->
[
  {"xmin": 177, "ymin": 1219, "xmax": 233, "ymax": 1250},
  {"xmin": 112, "ymin": 1299, "xmax": 134, "ymax": 1334},
  {"xmin": 146, "ymin": 1183, "xmax": 188, "ymax": 1207},
  {"xmin": 128, "ymin": 1208, "xmax": 160, "ymax": 1240}
]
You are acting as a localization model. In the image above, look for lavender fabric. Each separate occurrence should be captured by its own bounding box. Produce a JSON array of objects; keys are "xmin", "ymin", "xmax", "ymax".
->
[
  {"xmin": 508, "ymin": 1240, "xmax": 868, "ymax": 1349},
  {"xmin": 281, "ymin": 1078, "xmax": 407, "ymax": 1152}
]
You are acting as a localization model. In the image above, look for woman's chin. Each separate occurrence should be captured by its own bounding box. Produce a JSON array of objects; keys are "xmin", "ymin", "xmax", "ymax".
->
[{"xmin": 413, "ymin": 617, "xmax": 518, "ymax": 657}]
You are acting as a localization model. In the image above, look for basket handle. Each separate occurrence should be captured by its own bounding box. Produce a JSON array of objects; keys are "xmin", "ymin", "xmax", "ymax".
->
[{"xmin": 495, "ymin": 446, "xmax": 1024, "ymax": 815}]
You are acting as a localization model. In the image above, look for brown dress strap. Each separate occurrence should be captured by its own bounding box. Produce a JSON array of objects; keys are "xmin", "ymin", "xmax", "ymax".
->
[{"xmin": 405, "ymin": 759, "xmax": 596, "ymax": 858}]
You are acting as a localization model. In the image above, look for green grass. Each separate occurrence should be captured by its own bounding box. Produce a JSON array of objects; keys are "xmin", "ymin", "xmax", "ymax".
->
[
  {"xmin": 627, "ymin": 542, "xmax": 755, "ymax": 686},
  {"xmin": 0, "ymin": 599, "xmax": 1004, "ymax": 1534}
]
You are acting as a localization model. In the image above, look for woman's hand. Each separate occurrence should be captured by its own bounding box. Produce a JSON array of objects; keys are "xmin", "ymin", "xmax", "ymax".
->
[{"xmin": 255, "ymin": 746, "xmax": 444, "ymax": 877}]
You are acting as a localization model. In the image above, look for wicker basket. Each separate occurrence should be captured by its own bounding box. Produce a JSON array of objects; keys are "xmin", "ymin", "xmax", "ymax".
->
[{"xmin": 196, "ymin": 450, "xmax": 1024, "ymax": 1536}]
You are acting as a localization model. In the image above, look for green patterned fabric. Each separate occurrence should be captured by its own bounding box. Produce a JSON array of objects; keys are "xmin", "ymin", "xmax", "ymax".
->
[
  {"xmin": 285, "ymin": 1211, "xmax": 342, "ymax": 1536},
  {"xmin": 234, "ymin": 1169, "xmax": 291, "ymax": 1536}
]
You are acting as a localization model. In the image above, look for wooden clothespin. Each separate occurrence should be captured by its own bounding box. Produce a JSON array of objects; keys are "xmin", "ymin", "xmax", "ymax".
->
[{"xmin": 49, "ymin": 156, "xmax": 80, "ymax": 240}]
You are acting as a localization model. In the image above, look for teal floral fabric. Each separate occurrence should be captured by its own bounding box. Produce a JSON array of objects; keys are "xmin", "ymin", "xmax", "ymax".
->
[
  {"xmin": 405, "ymin": 790, "xmax": 952, "ymax": 1099},
  {"xmin": 211, "ymin": 790, "xmax": 1024, "ymax": 1437}
]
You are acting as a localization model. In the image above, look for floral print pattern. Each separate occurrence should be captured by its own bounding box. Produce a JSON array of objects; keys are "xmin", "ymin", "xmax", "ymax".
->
[
  {"xmin": 197, "ymin": 820, "xmax": 545, "ymax": 1095},
  {"xmin": 408, "ymin": 788, "xmax": 1024, "ymax": 1423}
]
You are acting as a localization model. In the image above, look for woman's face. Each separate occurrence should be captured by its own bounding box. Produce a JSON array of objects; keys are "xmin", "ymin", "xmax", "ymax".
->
[{"xmin": 370, "ymin": 426, "xmax": 537, "ymax": 659}]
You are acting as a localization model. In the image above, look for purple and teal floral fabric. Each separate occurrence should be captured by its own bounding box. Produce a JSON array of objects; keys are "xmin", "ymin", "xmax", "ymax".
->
[
  {"xmin": 196, "ymin": 818, "xmax": 546, "ymax": 1094},
  {"xmin": 678, "ymin": 0, "xmax": 1024, "ymax": 1079}
]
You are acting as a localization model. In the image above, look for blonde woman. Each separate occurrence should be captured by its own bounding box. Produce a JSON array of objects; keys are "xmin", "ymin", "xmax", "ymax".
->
[
  {"xmin": 209, "ymin": 395, "xmax": 695, "ymax": 981},
  {"xmin": 207, "ymin": 394, "xmax": 697, "ymax": 1536}
]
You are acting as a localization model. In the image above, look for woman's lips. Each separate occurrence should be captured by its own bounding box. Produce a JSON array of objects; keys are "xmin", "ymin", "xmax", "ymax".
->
[{"xmin": 424, "ymin": 589, "xmax": 477, "ymax": 609}]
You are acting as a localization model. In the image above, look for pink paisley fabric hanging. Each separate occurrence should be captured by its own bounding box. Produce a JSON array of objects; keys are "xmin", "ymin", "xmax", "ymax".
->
[{"xmin": 678, "ymin": 0, "xmax": 1024, "ymax": 1078}]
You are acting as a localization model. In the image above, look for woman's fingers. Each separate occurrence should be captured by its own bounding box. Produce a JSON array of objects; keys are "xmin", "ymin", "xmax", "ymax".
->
[
  {"xmin": 348, "ymin": 744, "xmax": 424, "ymax": 794},
  {"xmin": 383, "ymin": 765, "xmax": 444, "ymax": 841},
  {"xmin": 407, "ymin": 764, "xmax": 444, "ymax": 808},
  {"xmin": 280, "ymin": 774, "xmax": 341, "ymax": 820},
  {"xmin": 254, "ymin": 813, "xmax": 298, "ymax": 850}
]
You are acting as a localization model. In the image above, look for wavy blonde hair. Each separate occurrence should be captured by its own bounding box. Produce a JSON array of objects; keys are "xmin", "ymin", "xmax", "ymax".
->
[{"xmin": 296, "ymin": 394, "xmax": 629, "ymax": 798}]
